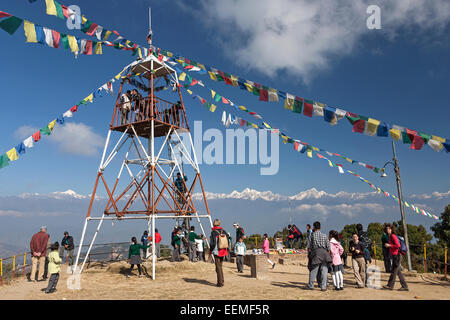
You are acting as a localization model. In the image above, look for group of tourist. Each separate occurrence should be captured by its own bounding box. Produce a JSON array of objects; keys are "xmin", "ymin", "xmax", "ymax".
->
[
  {"xmin": 29, "ymin": 227, "xmax": 74, "ymax": 294},
  {"xmin": 119, "ymin": 87, "xmax": 183, "ymax": 126},
  {"xmin": 305, "ymin": 221, "xmax": 409, "ymax": 292}
]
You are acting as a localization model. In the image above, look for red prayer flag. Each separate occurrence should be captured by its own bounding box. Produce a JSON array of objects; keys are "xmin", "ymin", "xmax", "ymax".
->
[
  {"xmin": 223, "ymin": 77, "xmax": 232, "ymax": 85},
  {"xmin": 222, "ymin": 96, "xmax": 229, "ymax": 104},
  {"xmin": 32, "ymin": 131, "xmax": 41, "ymax": 142},
  {"xmin": 366, "ymin": 164, "xmax": 374, "ymax": 170},
  {"xmin": 259, "ymin": 89, "xmax": 268, "ymax": 102},
  {"xmin": 0, "ymin": 11, "xmax": 11, "ymax": 18},
  {"xmin": 70, "ymin": 105, "xmax": 78, "ymax": 112},
  {"xmin": 62, "ymin": 5, "xmax": 69, "ymax": 18},
  {"xmin": 52, "ymin": 30, "xmax": 60, "ymax": 48},
  {"xmin": 410, "ymin": 134, "xmax": 425, "ymax": 150},
  {"xmin": 200, "ymin": 98, "xmax": 206, "ymax": 105},
  {"xmin": 86, "ymin": 23, "xmax": 98, "ymax": 36},
  {"xmin": 84, "ymin": 40, "xmax": 93, "ymax": 55},
  {"xmin": 294, "ymin": 141, "xmax": 300, "ymax": 151},
  {"xmin": 352, "ymin": 119, "xmax": 366, "ymax": 133},
  {"xmin": 158, "ymin": 54, "xmax": 163, "ymax": 62},
  {"xmin": 303, "ymin": 101, "xmax": 313, "ymax": 117},
  {"xmin": 190, "ymin": 78, "xmax": 198, "ymax": 86}
]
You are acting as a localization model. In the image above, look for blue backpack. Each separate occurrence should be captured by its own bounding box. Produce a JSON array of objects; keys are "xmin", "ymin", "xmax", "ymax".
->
[{"xmin": 397, "ymin": 236, "xmax": 407, "ymax": 255}]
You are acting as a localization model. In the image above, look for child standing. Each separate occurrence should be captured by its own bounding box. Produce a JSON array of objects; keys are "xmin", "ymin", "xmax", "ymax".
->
[
  {"xmin": 234, "ymin": 237, "xmax": 247, "ymax": 272},
  {"xmin": 45, "ymin": 242, "xmax": 61, "ymax": 294},
  {"xmin": 127, "ymin": 237, "xmax": 148, "ymax": 278},
  {"xmin": 329, "ymin": 230, "xmax": 344, "ymax": 290},
  {"xmin": 262, "ymin": 234, "xmax": 275, "ymax": 269}
]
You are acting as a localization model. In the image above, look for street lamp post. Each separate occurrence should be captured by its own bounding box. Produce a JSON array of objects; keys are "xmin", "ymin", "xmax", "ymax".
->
[{"xmin": 381, "ymin": 141, "xmax": 413, "ymax": 271}]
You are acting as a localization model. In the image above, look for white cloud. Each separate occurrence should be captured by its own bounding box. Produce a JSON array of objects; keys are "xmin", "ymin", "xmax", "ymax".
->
[
  {"xmin": 14, "ymin": 125, "xmax": 38, "ymax": 140},
  {"xmin": 284, "ymin": 202, "xmax": 385, "ymax": 218},
  {"xmin": 48, "ymin": 122, "xmax": 104, "ymax": 156},
  {"xmin": 191, "ymin": 0, "xmax": 450, "ymax": 80},
  {"xmin": 13, "ymin": 122, "xmax": 104, "ymax": 156}
]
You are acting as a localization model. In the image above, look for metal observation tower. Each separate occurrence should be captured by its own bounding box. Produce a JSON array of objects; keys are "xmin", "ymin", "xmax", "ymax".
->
[{"xmin": 73, "ymin": 9, "xmax": 214, "ymax": 279}]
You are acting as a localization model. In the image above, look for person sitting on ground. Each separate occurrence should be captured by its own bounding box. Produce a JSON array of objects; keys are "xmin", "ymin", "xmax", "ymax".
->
[
  {"xmin": 262, "ymin": 234, "xmax": 275, "ymax": 269},
  {"xmin": 172, "ymin": 228, "xmax": 182, "ymax": 262},
  {"xmin": 127, "ymin": 237, "xmax": 148, "ymax": 278},
  {"xmin": 188, "ymin": 226, "xmax": 202, "ymax": 262},
  {"xmin": 174, "ymin": 172, "xmax": 188, "ymax": 205},
  {"xmin": 383, "ymin": 224, "xmax": 409, "ymax": 291},
  {"xmin": 306, "ymin": 221, "xmax": 331, "ymax": 291},
  {"xmin": 234, "ymin": 237, "xmax": 247, "ymax": 273},
  {"xmin": 45, "ymin": 242, "xmax": 61, "ymax": 294},
  {"xmin": 60, "ymin": 231, "xmax": 74, "ymax": 267},
  {"xmin": 329, "ymin": 230, "xmax": 344, "ymax": 291},
  {"xmin": 349, "ymin": 232, "xmax": 366, "ymax": 288},
  {"xmin": 209, "ymin": 219, "xmax": 229, "ymax": 287},
  {"xmin": 29, "ymin": 226, "xmax": 50, "ymax": 282}
]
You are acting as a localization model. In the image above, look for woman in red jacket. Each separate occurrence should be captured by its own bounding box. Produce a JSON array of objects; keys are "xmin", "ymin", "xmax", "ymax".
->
[{"xmin": 383, "ymin": 224, "xmax": 409, "ymax": 291}]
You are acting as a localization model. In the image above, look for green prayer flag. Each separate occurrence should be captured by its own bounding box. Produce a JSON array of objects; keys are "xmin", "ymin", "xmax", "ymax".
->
[
  {"xmin": 60, "ymin": 33, "xmax": 69, "ymax": 49},
  {"xmin": 40, "ymin": 126, "xmax": 51, "ymax": 136},
  {"xmin": 401, "ymin": 131, "xmax": 412, "ymax": 144},
  {"xmin": 81, "ymin": 20, "xmax": 92, "ymax": 33},
  {"xmin": 0, "ymin": 154, "xmax": 9, "ymax": 169},
  {"xmin": 252, "ymin": 86, "xmax": 260, "ymax": 96},
  {"xmin": 346, "ymin": 114, "xmax": 360, "ymax": 125},
  {"xmin": 0, "ymin": 16, "xmax": 23, "ymax": 35},
  {"xmin": 293, "ymin": 99, "xmax": 303, "ymax": 114},
  {"xmin": 419, "ymin": 132, "xmax": 431, "ymax": 143},
  {"xmin": 214, "ymin": 94, "xmax": 221, "ymax": 103},
  {"xmin": 55, "ymin": 1, "xmax": 64, "ymax": 19},
  {"xmin": 217, "ymin": 75, "xmax": 224, "ymax": 82}
]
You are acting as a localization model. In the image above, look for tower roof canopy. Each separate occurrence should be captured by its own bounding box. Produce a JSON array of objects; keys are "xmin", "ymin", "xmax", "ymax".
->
[{"xmin": 129, "ymin": 54, "xmax": 175, "ymax": 79}]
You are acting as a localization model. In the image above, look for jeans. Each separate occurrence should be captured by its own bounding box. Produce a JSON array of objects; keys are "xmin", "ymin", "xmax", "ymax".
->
[
  {"xmin": 382, "ymin": 247, "xmax": 393, "ymax": 273},
  {"xmin": 308, "ymin": 264, "xmax": 328, "ymax": 290},
  {"xmin": 387, "ymin": 254, "xmax": 408, "ymax": 289},
  {"xmin": 236, "ymin": 255, "xmax": 244, "ymax": 272},
  {"xmin": 45, "ymin": 273, "xmax": 59, "ymax": 293}
]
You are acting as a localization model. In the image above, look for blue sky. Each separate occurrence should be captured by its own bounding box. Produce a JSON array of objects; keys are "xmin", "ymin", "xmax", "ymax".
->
[{"xmin": 0, "ymin": 0, "xmax": 449, "ymax": 219}]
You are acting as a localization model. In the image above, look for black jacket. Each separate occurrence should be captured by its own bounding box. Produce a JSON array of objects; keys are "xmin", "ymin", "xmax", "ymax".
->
[
  {"xmin": 349, "ymin": 240, "xmax": 365, "ymax": 259},
  {"xmin": 61, "ymin": 236, "xmax": 74, "ymax": 250}
]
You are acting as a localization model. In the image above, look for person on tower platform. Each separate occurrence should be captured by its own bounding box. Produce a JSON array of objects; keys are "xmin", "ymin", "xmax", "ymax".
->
[{"xmin": 175, "ymin": 172, "xmax": 188, "ymax": 205}]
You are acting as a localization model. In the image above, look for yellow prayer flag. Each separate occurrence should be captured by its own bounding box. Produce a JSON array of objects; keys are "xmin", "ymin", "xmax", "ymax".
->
[
  {"xmin": 137, "ymin": 47, "xmax": 142, "ymax": 59},
  {"xmin": 6, "ymin": 148, "xmax": 19, "ymax": 161},
  {"xmin": 284, "ymin": 98, "xmax": 294, "ymax": 111},
  {"xmin": 104, "ymin": 30, "xmax": 112, "ymax": 40},
  {"xmin": 208, "ymin": 71, "xmax": 217, "ymax": 81},
  {"xmin": 244, "ymin": 83, "xmax": 253, "ymax": 92},
  {"xmin": 432, "ymin": 135, "xmax": 446, "ymax": 143},
  {"xmin": 84, "ymin": 93, "xmax": 94, "ymax": 103},
  {"xmin": 187, "ymin": 89, "xmax": 192, "ymax": 95},
  {"xmin": 366, "ymin": 118, "xmax": 380, "ymax": 136},
  {"xmin": 389, "ymin": 129, "xmax": 401, "ymax": 141},
  {"xmin": 328, "ymin": 160, "xmax": 333, "ymax": 167},
  {"xmin": 230, "ymin": 75, "xmax": 238, "ymax": 87},
  {"xmin": 94, "ymin": 42, "xmax": 103, "ymax": 55},
  {"xmin": 346, "ymin": 157, "xmax": 352, "ymax": 163},
  {"xmin": 24, "ymin": 21, "xmax": 37, "ymax": 43},
  {"xmin": 167, "ymin": 52, "xmax": 173, "ymax": 57},
  {"xmin": 307, "ymin": 148, "xmax": 312, "ymax": 158},
  {"xmin": 312, "ymin": 147, "xmax": 319, "ymax": 152},
  {"xmin": 81, "ymin": 15, "xmax": 87, "ymax": 24},
  {"xmin": 45, "ymin": 0, "xmax": 57, "ymax": 16},
  {"xmin": 210, "ymin": 104, "xmax": 216, "ymax": 112},
  {"xmin": 48, "ymin": 119, "xmax": 56, "ymax": 131},
  {"xmin": 238, "ymin": 106, "xmax": 247, "ymax": 111},
  {"xmin": 179, "ymin": 72, "xmax": 186, "ymax": 81},
  {"xmin": 67, "ymin": 35, "xmax": 79, "ymax": 53},
  {"xmin": 197, "ymin": 63, "xmax": 205, "ymax": 70},
  {"xmin": 211, "ymin": 90, "xmax": 216, "ymax": 99}
]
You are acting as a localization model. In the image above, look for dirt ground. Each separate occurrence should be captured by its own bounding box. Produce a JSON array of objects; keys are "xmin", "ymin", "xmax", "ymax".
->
[{"xmin": 1, "ymin": 254, "xmax": 449, "ymax": 300}]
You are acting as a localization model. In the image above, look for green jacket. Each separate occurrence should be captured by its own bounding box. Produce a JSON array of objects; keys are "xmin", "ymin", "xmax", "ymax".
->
[
  {"xmin": 381, "ymin": 233, "xmax": 389, "ymax": 245},
  {"xmin": 173, "ymin": 235, "xmax": 181, "ymax": 246},
  {"xmin": 188, "ymin": 231, "xmax": 202, "ymax": 242},
  {"xmin": 48, "ymin": 250, "xmax": 61, "ymax": 274},
  {"xmin": 128, "ymin": 243, "xmax": 148, "ymax": 258}
]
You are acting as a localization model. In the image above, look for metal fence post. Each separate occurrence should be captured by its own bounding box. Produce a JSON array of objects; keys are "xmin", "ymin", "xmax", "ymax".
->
[
  {"xmin": 23, "ymin": 252, "xmax": 26, "ymax": 276},
  {"xmin": 12, "ymin": 256, "xmax": 15, "ymax": 280},
  {"xmin": 1, "ymin": 258, "xmax": 3, "ymax": 287},
  {"xmin": 373, "ymin": 241, "xmax": 377, "ymax": 266},
  {"xmin": 424, "ymin": 243, "xmax": 427, "ymax": 273},
  {"xmin": 445, "ymin": 246, "xmax": 448, "ymax": 279}
]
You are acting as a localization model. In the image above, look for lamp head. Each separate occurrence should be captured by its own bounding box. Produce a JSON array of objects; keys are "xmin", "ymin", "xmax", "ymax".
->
[{"xmin": 381, "ymin": 172, "xmax": 388, "ymax": 178}]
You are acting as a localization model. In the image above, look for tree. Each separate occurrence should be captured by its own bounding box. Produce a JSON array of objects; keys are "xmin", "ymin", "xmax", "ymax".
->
[
  {"xmin": 431, "ymin": 205, "xmax": 450, "ymax": 247},
  {"xmin": 340, "ymin": 224, "xmax": 358, "ymax": 243},
  {"xmin": 396, "ymin": 221, "xmax": 433, "ymax": 255}
]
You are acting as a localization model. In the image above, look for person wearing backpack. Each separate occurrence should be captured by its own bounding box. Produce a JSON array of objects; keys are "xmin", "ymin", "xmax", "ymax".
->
[
  {"xmin": 356, "ymin": 224, "xmax": 372, "ymax": 264},
  {"xmin": 291, "ymin": 224, "xmax": 303, "ymax": 249},
  {"xmin": 383, "ymin": 224, "xmax": 409, "ymax": 291},
  {"xmin": 210, "ymin": 219, "xmax": 229, "ymax": 287}
]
